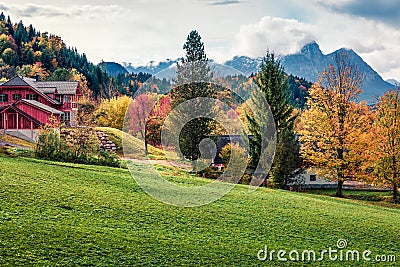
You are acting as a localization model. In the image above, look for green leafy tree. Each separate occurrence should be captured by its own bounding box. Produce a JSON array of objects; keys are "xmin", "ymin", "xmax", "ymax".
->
[
  {"xmin": 2, "ymin": 47, "xmax": 18, "ymax": 65},
  {"xmin": 48, "ymin": 68, "xmax": 73, "ymax": 81},
  {"xmin": 246, "ymin": 51, "xmax": 300, "ymax": 188},
  {"xmin": 171, "ymin": 30, "xmax": 215, "ymax": 171}
]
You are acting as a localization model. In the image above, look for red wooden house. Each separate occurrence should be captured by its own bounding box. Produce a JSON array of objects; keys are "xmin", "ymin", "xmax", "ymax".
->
[{"xmin": 0, "ymin": 76, "xmax": 82, "ymax": 140}]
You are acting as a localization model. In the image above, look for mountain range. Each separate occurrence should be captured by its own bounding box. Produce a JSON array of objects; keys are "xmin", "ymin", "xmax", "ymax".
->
[
  {"xmin": 102, "ymin": 42, "xmax": 396, "ymax": 103},
  {"xmin": 123, "ymin": 59, "xmax": 179, "ymax": 75},
  {"xmin": 227, "ymin": 42, "xmax": 395, "ymax": 103}
]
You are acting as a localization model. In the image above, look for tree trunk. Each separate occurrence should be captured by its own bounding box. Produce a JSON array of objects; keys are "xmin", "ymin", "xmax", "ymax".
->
[
  {"xmin": 393, "ymin": 183, "xmax": 398, "ymax": 204},
  {"xmin": 336, "ymin": 107, "xmax": 345, "ymax": 198},
  {"xmin": 336, "ymin": 179, "xmax": 344, "ymax": 197},
  {"xmin": 191, "ymin": 138, "xmax": 197, "ymax": 172},
  {"xmin": 144, "ymin": 139, "xmax": 148, "ymax": 156},
  {"xmin": 144, "ymin": 128, "xmax": 148, "ymax": 156}
]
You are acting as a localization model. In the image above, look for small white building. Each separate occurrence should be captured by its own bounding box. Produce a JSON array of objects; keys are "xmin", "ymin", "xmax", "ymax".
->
[{"xmin": 289, "ymin": 169, "xmax": 337, "ymax": 189}]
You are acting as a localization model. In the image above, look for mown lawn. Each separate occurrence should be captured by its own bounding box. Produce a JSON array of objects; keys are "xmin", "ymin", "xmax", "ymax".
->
[{"xmin": 0, "ymin": 155, "xmax": 399, "ymax": 266}]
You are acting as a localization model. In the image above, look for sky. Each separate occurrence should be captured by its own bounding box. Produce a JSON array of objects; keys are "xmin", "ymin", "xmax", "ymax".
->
[{"xmin": 1, "ymin": 0, "xmax": 399, "ymax": 80}]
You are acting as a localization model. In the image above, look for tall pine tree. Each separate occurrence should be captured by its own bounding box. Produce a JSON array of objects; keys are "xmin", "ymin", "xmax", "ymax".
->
[
  {"xmin": 170, "ymin": 30, "xmax": 215, "ymax": 172},
  {"xmin": 247, "ymin": 51, "xmax": 301, "ymax": 188}
]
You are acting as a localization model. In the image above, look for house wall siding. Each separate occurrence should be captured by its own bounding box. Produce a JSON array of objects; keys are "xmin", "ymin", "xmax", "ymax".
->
[
  {"xmin": 0, "ymin": 86, "xmax": 56, "ymax": 108},
  {"xmin": 15, "ymin": 102, "xmax": 58, "ymax": 125},
  {"xmin": 0, "ymin": 77, "xmax": 79, "ymax": 130}
]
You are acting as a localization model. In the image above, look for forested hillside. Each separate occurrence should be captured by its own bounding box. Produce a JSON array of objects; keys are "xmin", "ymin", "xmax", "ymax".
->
[{"xmin": 0, "ymin": 13, "xmax": 152, "ymax": 99}]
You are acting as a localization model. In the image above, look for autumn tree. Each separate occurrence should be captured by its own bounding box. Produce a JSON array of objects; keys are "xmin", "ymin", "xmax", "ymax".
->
[
  {"xmin": 95, "ymin": 96, "xmax": 132, "ymax": 130},
  {"xmin": 146, "ymin": 95, "xmax": 172, "ymax": 147},
  {"xmin": 299, "ymin": 52, "xmax": 369, "ymax": 197},
  {"xmin": 246, "ymin": 51, "xmax": 300, "ymax": 188},
  {"xmin": 126, "ymin": 93, "xmax": 155, "ymax": 155},
  {"xmin": 368, "ymin": 89, "xmax": 400, "ymax": 202},
  {"xmin": 77, "ymin": 101, "xmax": 96, "ymax": 126},
  {"xmin": 17, "ymin": 62, "xmax": 49, "ymax": 79},
  {"xmin": 219, "ymin": 143, "xmax": 247, "ymax": 182},
  {"xmin": 171, "ymin": 30, "xmax": 215, "ymax": 171}
]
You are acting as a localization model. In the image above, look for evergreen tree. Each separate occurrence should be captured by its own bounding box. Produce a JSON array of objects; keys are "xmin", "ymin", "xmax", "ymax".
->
[
  {"xmin": 48, "ymin": 68, "xmax": 73, "ymax": 81},
  {"xmin": 28, "ymin": 24, "xmax": 36, "ymax": 41},
  {"xmin": 170, "ymin": 30, "xmax": 215, "ymax": 172},
  {"xmin": 5, "ymin": 16, "xmax": 14, "ymax": 36},
  {"xmin": 246, "ymin": 51, "xmax": 300, "ymax": 188},
  {"xmin": 14, "ymin": 20, "xmax": 28, "ymax": 47}
]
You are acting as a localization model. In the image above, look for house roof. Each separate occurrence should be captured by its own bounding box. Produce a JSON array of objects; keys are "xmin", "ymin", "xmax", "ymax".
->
[
  {"xmin": 1, "ymin": 76, "xmax": 80, "ymax": 96},
  {"xmin": 20, "ymin": 99, "xmax": 64, "ymax": 115},
  {"xmin": 1, "ymin": 76, "xmax": 32, "ymax": 87},
  {"xmin": 34, "ymin": 81, "xmax": 79, "ymax": 95},
  {"xmin": 38, "ymin": 86, "xmax": 56, "ymax": 94},
  {"xmin": 1, "ymin": 76, "xmax": 60, "ymax": 105},
  {"xmin": 0, "ymin": 104, "xmax": 42, "ymax": 126}
]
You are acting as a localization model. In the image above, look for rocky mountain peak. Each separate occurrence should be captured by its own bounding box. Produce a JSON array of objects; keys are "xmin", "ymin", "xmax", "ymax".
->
[{"xmin": 300, "ymin": 41, "xmax": 323, "ymax": 59}]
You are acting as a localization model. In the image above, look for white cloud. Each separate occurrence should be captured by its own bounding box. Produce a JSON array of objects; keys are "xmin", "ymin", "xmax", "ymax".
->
[
  {"xmin": 232, "ymin": 11, "xmax": 400, "ymax": 80},
  {"xmin": 0, "ymin": 2, "xmax": 127, "ymax": 19},
  {"xmin": 232, "ymin": 16, "xmax": 316, "ymax": 57}
]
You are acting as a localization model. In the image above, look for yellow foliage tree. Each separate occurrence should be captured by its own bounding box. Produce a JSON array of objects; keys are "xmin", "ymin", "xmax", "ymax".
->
[
  {"xmin": 71, "ymin": 68, "xmax": 91, "ymax": 100},
  {"xmin": 298, "ymin": 53, "xmax": 371, "ymax": 197},
  {"xmin": 17, "ymin": 62, "xmax": 49, "ymax": 79},
  {"xmin": 367, "ymin": 89, "xmax": 400, "ymax": 202},
  {"xmin": 95, "ymin": 96, "xmax": 132, "ymax": 130}
]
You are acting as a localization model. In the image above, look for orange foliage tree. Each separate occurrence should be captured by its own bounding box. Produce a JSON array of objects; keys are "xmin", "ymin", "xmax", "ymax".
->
[
  {"xmin": 298, "ymin": 53, "xmax": 371, "ymax": 197},
  {"xmin": 367, "ymin": 89, "xmax": 400, "ymax": 202}
]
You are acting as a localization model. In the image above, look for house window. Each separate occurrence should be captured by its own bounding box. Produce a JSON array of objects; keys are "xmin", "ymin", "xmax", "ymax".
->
[
  {"xmin": 63, "ymin": 111, "xmax": 71, "ymax": 121},
  {"xmin": 309, "ymin": 174, "xmax": 317, "ymax": 182},
  {"xmin": 64, "ymin": 95, "xmax": 70, "ymax": 103},
  {"xmin": 0, "ymin": 94, "xmax": 8, "ymax": 102},
  {"xmin": 26, "ymin": 94, "xmax": 38, "ymax": 101},
  {"xmin": 13, "ymin": 94, "xmax": 22, "ymax": 100}
]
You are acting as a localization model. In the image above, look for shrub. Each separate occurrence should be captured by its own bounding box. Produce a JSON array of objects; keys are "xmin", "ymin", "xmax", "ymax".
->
[
  {"xmin": 35, "ymin": 119, "xmax": 61, "ymax": 160},
  {"xmin": 35, "ymin": 124, "xmax": 125, "ymax": 168},
  {"xmin": 200, "ymin": 143, "xmax": 249, "ymax": 183}
]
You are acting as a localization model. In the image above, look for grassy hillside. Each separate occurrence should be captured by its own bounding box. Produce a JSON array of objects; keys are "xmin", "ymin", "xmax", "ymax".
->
[
  {"xmin": 95, "ymin": 127, "xmax": 179, "ymax": 161},
  {"xmin": 0, "ymin": 155, "xmax": 399, "ymax": 266},
  {"xmin": 95, "ymin": 127, "xmax": 165, "ymax": 159}
]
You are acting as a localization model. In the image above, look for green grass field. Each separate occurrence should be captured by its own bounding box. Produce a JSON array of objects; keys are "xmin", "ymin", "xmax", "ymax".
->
[
  {"xmin": 1, "ymin": 155, "xmax": 399, "ymax": 266},
  {"xmin": 304, "ymin": 189, "xmax": 396, "ymax": 206}
]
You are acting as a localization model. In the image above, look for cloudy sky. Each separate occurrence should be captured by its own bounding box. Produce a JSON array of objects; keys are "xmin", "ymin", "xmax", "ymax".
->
[{"xmin": 1, "ymin": 0, "xmax": 399, "ymax": 80}]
